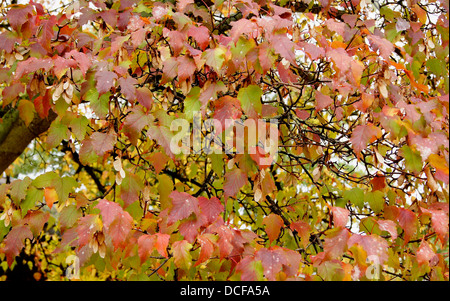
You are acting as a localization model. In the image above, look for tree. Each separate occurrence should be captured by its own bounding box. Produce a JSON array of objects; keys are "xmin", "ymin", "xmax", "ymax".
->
[{"xmin": 0, "ymin": 0, "xmax": 448, "ymax": 281}]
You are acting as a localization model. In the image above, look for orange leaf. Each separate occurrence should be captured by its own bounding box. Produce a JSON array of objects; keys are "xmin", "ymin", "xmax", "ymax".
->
[
  {"xmin": 44, "ymin": 187, "xmax": 57, "ymax": 209},
  {"xmin": 263, "ymin": 213, "xmax": 284, "ymax": 242}
]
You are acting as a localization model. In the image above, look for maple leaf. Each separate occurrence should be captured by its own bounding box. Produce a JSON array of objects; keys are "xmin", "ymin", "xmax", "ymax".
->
[
  {"xmin": 167, "ymin": 191, "xmax": 200, "ymax": 224},
  {"xmin": 323, "ymin": 227, "xmax": 350, "ymax": 259},
  {"xmin": 138, "ymin": 234, "xmax": 155, "ymax": 263},
  {"xmin": 2, "ymin": 225, "xmax": 33, "ymax": 266},
  {"xmin": 262, "ymin": 213, "xmax": 284, "ymax": 242},
  {"xmin": 421, "ymin": 207, "xmax": 449, "ymax": 244},
  {"xmin": 367, "ymin": 35, "xmax": 394, "ymax": 60},
  {"xmin": 119, "ymin": 171, "xmax": 144, "ymax": 208},
  {"xmin": 95, "ymin": 70, "xmax": 118, "ymax": 95},
  {"xmin": 95, "ymin": 199, "xmax": 133, "ymax": 249},
  {"xmin": 348, "ymin": 234, "xmax": 389, "ymax": 265},
  {"xmin": 14, "ymin": 57, "xmax": 53, "ymax": 80},
  {"xmin": 350, "ymin": 124, "xmax": 382, "ymax": 157},
  {"xmin": 376, "ymin": 219, "xmax": 398, "ymax": 241},
  {"xmin": 135, "ymin": 87, "xmax": 153, "ymax": 109},
  {"xmin": 176, "ymin": 56, "xmax": 196, "ymax": 82},
  {"xmin": 230, "ymin": 18, "xmax": 259, "ymax": 43},
  {"xmin": 235, "ymin": 256, "xmax": 264, "ymax": 281},
  {"xmin": 290, "ymin": 220, "xmax": 310, "ymax": 248},
  {"xmin": 179, "ymin": 214, "xmax": 208, "ymax": 242},
  {"xmin": 270, "ymin": 34, "xmax": 297, "ymax": 66},
  {"xmin": 255, "ymin": 247, "xmax": 288, "ymax": 281},
  {"xmin": 315, "ymin": 90, "xmax": 333, "ymax": 111},
  {"xmin": 171, "ymin": 240, "xmax": 193, "ymax": 270},
  {"xmin": 213, "ymin": 96, "xmax": 242, "ymax": 130},
  {"xmin": 198, "ymin": 196, "xmax": 224, "ymax": 224},
  {"xmin": 0, "ymin": 31, "xmax": 21, "ymax": 54},
  {"xmin": 331, "ymin": 206, "xmax": 349, "ymax": 228},
  {"xmin": 202, "ymin": 47, "xmax": 226, "ymax": 73},
  {"xmin": 118, "ymin": 76, "xmax": 137, "ymax": 100},
  {"xmin": 195, "ymin": 233, "xmax": 216, "ymax": 266},
  {"xmin": 2, "ymin": 82, "xmax": 25, "ymax": 107},
  {"xmin": 65, "ymin": 50, "xmax": 92, "ymax": 76},
  {"xmin": 223, "ymin": 168, "xmax": 248, "ymax": 200},
  {"xmin": 187, "ymin": 25, "xmax": 210, "ymax": 50},
  {"xmin": 90, "ymin": 131, "xmax": 116, "ymax": 156},
  {"xmin": 416, "ymin": 240, "xmax": 437, "ymax": 266}
]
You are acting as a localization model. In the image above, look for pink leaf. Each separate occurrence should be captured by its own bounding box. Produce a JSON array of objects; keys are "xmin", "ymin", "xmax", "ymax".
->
[{"xmin": 168, "ymin": 191, "xmax": 200, "ymax": 224}]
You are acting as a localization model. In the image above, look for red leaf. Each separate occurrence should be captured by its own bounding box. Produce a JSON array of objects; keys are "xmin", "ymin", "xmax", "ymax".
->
[
  {"xmin": 187, "ymin": 25, "xmax": 210, "ymax": 50},
  {"xmin": 154, "ymin": 233, "xmax": 170, "ymax": 258},
  {"xmin": 7, "ymin": 5, "xmax": 33, "ymax": 31},
  {"xmin": 119, "ymin": 171, "xmax": 144, "ymax": 208},
  {"xmin": 416, "ymin": 240, "xmax": 437, "ymax": 266},
  {"xmin": 179, "ymin": 214, "xmax": 207, "ymax": 242},
  {"xmin": 377, "ymin": 219, "xmax": 398, "ymax": 240},
  {"xmin": 198, "ymin": 196, "xmax": 224, "ymax": 224},
  {"xmin": 65, "ymin": 50, "xmax": 92, "ymax": 76},
  {"xmin": 162, "ymin": 57, "xmax": 179, "ymax": 84},
  {"xmin": 270, "ymin": 34, "xmax": 297, "ymax": 66},
  {"xmin": 323, "ymin": 228, "xmax": 350, "ymax": 259},
  {"xmin": 2, "ymin": 225, "xmax": 33, "ymax": 267},
  {"xmin": 177, "ymin": 56, "xmax": 196, "ymax": 82},
  {"xmin": 331, "ymin": 206, "xmax": 349, "ymax": 228},
  {"xmin": 90, "ymin": 131, "xmax": 116, "ymax": 156},
  {"xmin": 118, "ymin": 76, "xmax": 137, "ymax": 100},
  {"xmin": 290, "ymin": 220, "xmax": 310, "ymax": 248},
  {"xmin": 347, "ymin": 234, "xmax": 389, "ymax": 265},
  {"xmin": 75, "ymin": 214, "xmax": 100, "ymax": 248},
  {"xmin": 0, "ymin": 31, "xmax": 21, "ymax": 54},
  {"xmin": 2, "ymin": 82, "xmax": 24, "ymax": 107},
  {"xmin": 136, "ymin": 87, "xmax": 153, "ymax": 109},
  {"xmin": 350, "ymin": 124, "xmax": 382, "ymax": 157},
  {"xmin": 421, "ymin": 207, "xmax": 449, "ymax": 244},
  {"xmin": 315, "ymin": 90, "xmax": 333, "ymax": 111},
  {"xmin": 95, "ymin": 70, "xmax": 118, "ymax": 94},
  {"xmin": 213, "ymin": 96, "xmax": 242, "ymax": 130},
  {"xmin": 255, "ymin": 247, "xmax": 287, "ymax": 281},
  {"xmin": 367, "ymin": 34, "xmax": 394, "ymax": 60},
  {"xmin": 95, "ymin": 199, "xmax": 133, "ymax": 249},
  {"xmin": 138, "ymin": 234, "xmax": 155, "ymax": 263},
  {"xmin": 14, "ymin": 57, "xmax": 53, "ymax": 80},
  {"xmin": 229, "ymin": 18, "xmax": 259, "ymax": 43},
  {"xmin": 371, "ymin": 172, "xmax": 386, "ymax": 191},
  {"xmin": 195, "ymin": 234, "xmax": 216, "ymax": 266},
  {"xmin": 223, "ymin": 168, "xmax": 248, "ymax": 200},
  {"xmin": 33, "ymin": 94, "xmax": 51, "ymax": 119},
  {"xmin": 167, "ymin": 191, "xmax": 200, "ymax": 224}
]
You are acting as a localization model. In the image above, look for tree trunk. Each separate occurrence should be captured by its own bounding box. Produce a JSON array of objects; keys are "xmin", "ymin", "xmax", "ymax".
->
[{"xmin": 0, "ymin": 109, "xmax": 57, "ymax": 175}]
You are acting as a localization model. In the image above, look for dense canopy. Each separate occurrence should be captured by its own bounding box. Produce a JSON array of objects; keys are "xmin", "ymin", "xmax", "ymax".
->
[{"xmin": 0, "ymin": 0, "xmax": 448, "ymax": 281}]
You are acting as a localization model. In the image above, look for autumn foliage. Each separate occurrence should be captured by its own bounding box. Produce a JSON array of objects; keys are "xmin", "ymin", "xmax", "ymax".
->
[{"xmin": 0, "ymin": 0, "xmax": 448, "ymax": 281}]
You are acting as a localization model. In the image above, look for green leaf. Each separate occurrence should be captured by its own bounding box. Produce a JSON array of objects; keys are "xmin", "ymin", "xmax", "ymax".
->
[
  {"xmin": 400, "ymin": 145, "xmax": 423, "ymax": 173},
  {"xmin": 426, "ymin": 58, "xmax": 446, "ymax": 77},
  {"xmin": 52, "ymin": 176, "xmax": 78, "ymax": 204},
  {"xmin": 21, "ymin": 186, "xmax": 44, "ymax": 217},
  {"xmin": 86, "ymin": 89, "xmax": 109, "ymax": 119},
  {"xmin": 46, "ymin": 122, "xmax": 69, "ymax": 149},
  {"xmin": 10, "ymin": 177, "xmax": 32, "ymax": 205},
  {"xmin": 59, "ymin": 204, "xmax": 81, "ymax": 229},
  {"xmin": 69, "ymin": 115, "xmax": 89, "ymax": 140},
  {"xmin": 343, "ymin": 187, "xmax": 364, "ymax": 209},
  {"xmin": 184, "ymin": 86, "xmax": 201, "ymax": 122},
  {"xmin": 237, "ymin": 85, "xmax": 263, "ymax": 116},
  {"xmin": 364, "ymin": 191, "xmax": 385, "ymax": 214},
  {"xmin": 32, "ymin": 172, "xmax": 59, "ymax": 188}
]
